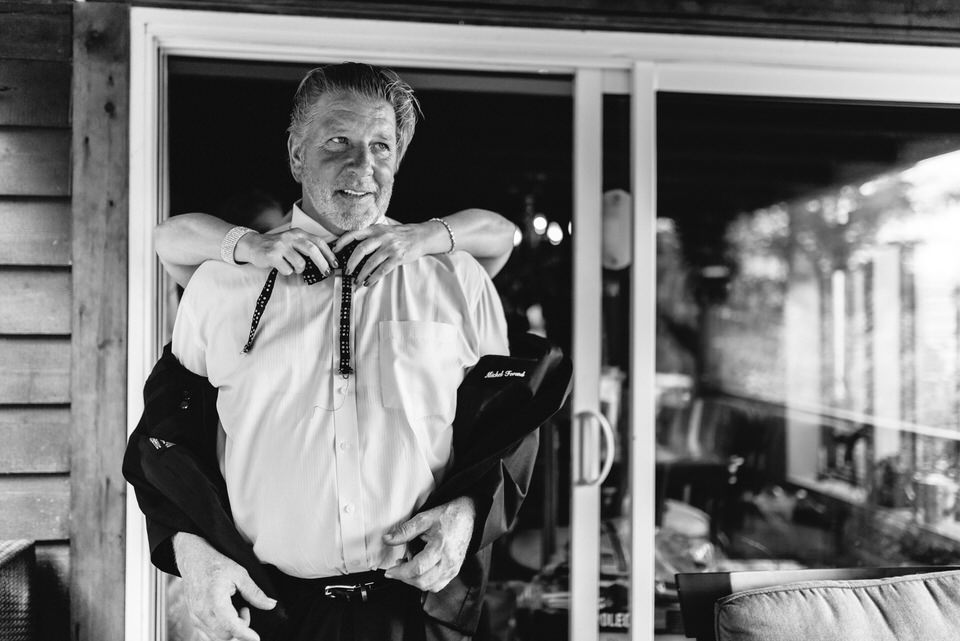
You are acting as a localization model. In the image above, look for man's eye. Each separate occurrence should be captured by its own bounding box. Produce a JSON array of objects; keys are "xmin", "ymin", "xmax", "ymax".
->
[
  {"xmin": 372, "ymin": 142, "xmax": 392, "ymax": 154},
  {"xmin": 328, "ymin": 137, "xmax": 348, "ymax": 147}
]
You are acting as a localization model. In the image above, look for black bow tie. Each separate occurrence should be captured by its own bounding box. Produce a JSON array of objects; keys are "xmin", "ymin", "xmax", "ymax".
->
[
  {"xmin": 301, "ymin": 241, "xmax": 371, "ymax": 285},
  {"xmin": 242, "ymin": 241, "xmax": 370, "ymax": 355}
]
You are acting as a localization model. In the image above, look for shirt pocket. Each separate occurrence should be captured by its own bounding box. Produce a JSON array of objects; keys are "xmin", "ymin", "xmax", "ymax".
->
[{"xmin": 378, "ymin": 320, "xmax": 461, "ymax": 420}]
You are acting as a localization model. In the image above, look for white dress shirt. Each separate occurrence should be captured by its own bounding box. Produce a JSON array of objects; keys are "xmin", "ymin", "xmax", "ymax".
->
[{"xmin": 172, "ymin": 205, "xmax": 508, "ymax": 578}]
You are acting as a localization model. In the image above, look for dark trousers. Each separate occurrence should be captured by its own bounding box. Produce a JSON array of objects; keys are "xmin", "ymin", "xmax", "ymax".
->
[{"xmin": 251, "ymin": 569, "xmax": 471, "ymax": 641}]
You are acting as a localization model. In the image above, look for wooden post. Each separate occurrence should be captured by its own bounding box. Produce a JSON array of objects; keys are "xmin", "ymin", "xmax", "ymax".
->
[{"xmin": 70, "ymin": 3, "xmax": 129, "ymax": 641}]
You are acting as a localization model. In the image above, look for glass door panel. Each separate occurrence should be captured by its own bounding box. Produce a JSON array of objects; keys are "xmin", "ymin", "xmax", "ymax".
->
[
  {"xmin": 598, "ymin": 92, "xmax": 633, "ymax": 641},
  {"xmin": 653, "ymin": 93, "xmax": 960, "ymax": 637},
  {"xmin": 166, "ymin": 58, "xmax": 584, "ymax": 641}
]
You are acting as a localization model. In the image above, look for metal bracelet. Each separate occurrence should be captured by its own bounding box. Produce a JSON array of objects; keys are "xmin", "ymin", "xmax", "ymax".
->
[
  {"xmin": 430, "ymin": 217, "xmax": 456, "ymax": 254},
  {"xmin": 220, "ymin": 225, "xmax": 255, "ymax": 265}
]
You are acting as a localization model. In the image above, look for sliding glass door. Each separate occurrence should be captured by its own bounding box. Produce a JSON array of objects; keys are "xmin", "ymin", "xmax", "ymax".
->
[
  {"xmin": 163, "ymin": 57, "xmax": 619, "ymax": 641},
  {"xmin": 651, "ymin": 93, "xmax": 960, "ymax": 638},
  {"xmin": 131, "ymin": 11, "xmax": 960, "ymax": 641}
]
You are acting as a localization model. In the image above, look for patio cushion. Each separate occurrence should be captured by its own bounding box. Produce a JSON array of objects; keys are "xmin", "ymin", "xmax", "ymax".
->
[{"xmin": 716, "ymin": 569, "xmax": 960, "ymax": 641}]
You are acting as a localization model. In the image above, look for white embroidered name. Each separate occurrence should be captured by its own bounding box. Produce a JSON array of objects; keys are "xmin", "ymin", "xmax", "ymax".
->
[{"xmin": 484, "ymin": 369, "xmax": 527, "ymax": 379}]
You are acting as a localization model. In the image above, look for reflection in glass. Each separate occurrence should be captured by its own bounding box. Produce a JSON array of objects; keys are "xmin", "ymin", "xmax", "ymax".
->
[
  {"xmin": 654, "ymin": 94, "xmax": 960, "ymax": 637},
  {"xmin": 598, "ymin": 95, "xmax": 633, "ymax": 640}
]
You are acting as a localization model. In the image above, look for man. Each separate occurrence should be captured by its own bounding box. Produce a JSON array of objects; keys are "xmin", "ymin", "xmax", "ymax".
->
[{"xmin": 170, "ymin": 63, "xmax": 515, "ymax": 641}]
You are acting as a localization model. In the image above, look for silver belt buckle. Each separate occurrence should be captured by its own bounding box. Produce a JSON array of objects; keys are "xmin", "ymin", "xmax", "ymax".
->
[{"xmin": 323, "ymin": 581, "xmax": 375, "ymax": 602}]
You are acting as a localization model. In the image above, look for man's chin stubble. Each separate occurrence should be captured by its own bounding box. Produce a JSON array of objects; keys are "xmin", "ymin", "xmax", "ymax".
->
[{"xmin": 329, "ymin": 209, "xmax": 384, "ymax": 231}]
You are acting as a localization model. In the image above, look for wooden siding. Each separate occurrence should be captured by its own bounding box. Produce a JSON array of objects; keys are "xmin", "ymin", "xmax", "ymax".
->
[
  {"xmin": 0, "ymin": 3, "xmax": 73, "ymax": 640},
  {"xmin": 0, "ymin": 129, "xmax": 72, "ymax": 196},
  {"xmin": 127, "ymin": 0, "xmax": 960, "ymax": 46},
  {"xmin": 0, "ymin": 338, "xmax": 70, "ymax": 404},
  {"xmin": 0, "ymin": 475, "xmax": 70, "ymax": 540},
  {"xmin": 71, "ymin": 4, "xmax": 129, "ymax": 641},
  {"xmin": 0, "ymin": 200, "xmax": 71, "ymax": 266},
  {"xmin": 0, "ymin": 408, "xmax": 70, "ymax": 473},
  {"xmin": 0, "ymin": 3, "xmax": 72, "ymax": 61},
  {"xmin": 0, "ymin": 59, "xmax": 72, "ymax": 127},
  {"xmin": 0, "ymin": 269, "xmax": 72, "ymax": 334}
]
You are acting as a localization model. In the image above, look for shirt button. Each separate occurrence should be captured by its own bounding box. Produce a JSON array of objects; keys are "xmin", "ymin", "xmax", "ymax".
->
[
  {"xmin": 343, "ymin": 503, "xmax": 354, "ymax": 514},
  {"xmin": 339, "ymin": 440, "xmax": 349, "ymax": 451}
]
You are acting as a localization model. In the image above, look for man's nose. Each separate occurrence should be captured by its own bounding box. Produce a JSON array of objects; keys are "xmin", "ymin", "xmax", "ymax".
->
[{"xmin": 347, "ymin": 145, "xmax": 374, "ymax": 173}]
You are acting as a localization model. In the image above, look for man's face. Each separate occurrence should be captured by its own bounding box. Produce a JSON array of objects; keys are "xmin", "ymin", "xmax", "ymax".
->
[{"xmin": 289, "ymin": 91, "xmax": 397, "ymax": 233}]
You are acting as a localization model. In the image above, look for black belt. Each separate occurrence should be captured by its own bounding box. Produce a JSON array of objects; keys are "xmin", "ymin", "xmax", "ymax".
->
[{"xmin": 267, "ymin": 568, "xmax": 406, "ymax": 604}]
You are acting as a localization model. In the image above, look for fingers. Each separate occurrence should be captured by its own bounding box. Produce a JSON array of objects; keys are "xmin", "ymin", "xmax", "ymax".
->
[
  {"xmin": 190, "ymin": 595, "xmax": 260, "ymax": 641},
  {"xmin": 420, "ymin": 564, "xmax": 456, "ymax": 593},
  {"xmin": 405, "ymin": 562, "xmax": 446, "ymax": 592},
  {"xmin": 384, "ymin": 541, "xmax": 457, "ymax": 592},
  {"xmin": 254, "ymin": 230, "xmax": 336, "ymax": 277},
  {"xmin": 333, "ymin": 227, "xmax": 373, "ymax": 252},
  {"xmin": 384, "ymin": 539, "xmax": 443, "ymax": 583},
  {"xmin": 316, "ymin": 239, "xmax": 339, "ymax": 271},
  {"xmin": 208, "ymin": 587, "xmax": 261, "ymax": 641},
  {"xmin": 383, "ymin": 510, "xmax": 436, "ymax": 545},
  {"xmin": 355, "ymin": 252, "xmax": 399, "ymax": 287},
  {"xmin": 235, "ymin": 573, "xmax": 277, "ymax": 611},
  {"xmin": 184, "ymin": 572, "xmax": 264, "ymax": 640},
  {"xmin": 346, "ymin": 238, "xmax": 382, "ymax": 282},
  {"xmin": 279, "ymin": 248, "xmax": 305, "ymax": 276},
  {"xmin": 350, "ymin": 235, "xmax": 416, "ymax": 284},
  {"xmin": 289, "ymin": 238, "xmax": 331, "ymax": 275}
]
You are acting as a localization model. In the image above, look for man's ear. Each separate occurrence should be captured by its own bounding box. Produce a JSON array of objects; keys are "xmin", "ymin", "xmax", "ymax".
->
[{"xmin": 287, "ymin": 134, "xmax": 303, "ymax": 183}]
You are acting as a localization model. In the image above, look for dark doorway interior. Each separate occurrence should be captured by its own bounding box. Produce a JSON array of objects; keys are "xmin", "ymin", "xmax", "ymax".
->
[{"xmin": 168, "ymin": 59, "xmax": 574, "ymax": 229}]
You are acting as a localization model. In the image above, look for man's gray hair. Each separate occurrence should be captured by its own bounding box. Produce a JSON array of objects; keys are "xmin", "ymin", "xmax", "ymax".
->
[{"xmin": 288, "ymin": 62, "xmax": 421, "ymax": 165}]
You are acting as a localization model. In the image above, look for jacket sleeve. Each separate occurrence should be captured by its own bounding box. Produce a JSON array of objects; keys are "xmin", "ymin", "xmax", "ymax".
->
[
  {"xmin": 147, "ymin": 521, "xmax": 180, "ymax": 576},
  {"xmin": 465, "ymin": 428, "xmax": 540, "ymax": 554},
  {"xmin": 122, "ymin": 432, "xmax": 198, "ymax": 577},
  {"xmin": 122, "ymin": 343, "xmax": 219, "ymax": 576},
  {"xmin": 422, "ymin": 429, "xmax": 540, "ymax": 636}
]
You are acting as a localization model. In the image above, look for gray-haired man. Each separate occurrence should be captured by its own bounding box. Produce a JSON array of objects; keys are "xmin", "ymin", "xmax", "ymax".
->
[{"xmin": 171, "ymin": 63, "xmax": 513, "ymax": 641}]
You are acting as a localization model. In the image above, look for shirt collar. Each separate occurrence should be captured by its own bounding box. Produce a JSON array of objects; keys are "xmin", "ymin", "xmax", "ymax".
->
[{"xmin": 291, "ymin": 201, "xmax": 338, "ymax": 243}]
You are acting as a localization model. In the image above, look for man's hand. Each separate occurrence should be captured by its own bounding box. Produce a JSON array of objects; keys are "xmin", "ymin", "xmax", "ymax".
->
[
  {"xmin": 382, "ymin": 497, "xmax": 476, "ymax": 593},
  {"xmin": 234, "ymin": 229, "xmax": 338, "ymax": 277},
  {"xmin": 173, "ymin": 533, "xmax": 276, "ymax": 641},
  {"xmin": 334, "ymin": 221, "xmax": 446, "ymax": 287}
]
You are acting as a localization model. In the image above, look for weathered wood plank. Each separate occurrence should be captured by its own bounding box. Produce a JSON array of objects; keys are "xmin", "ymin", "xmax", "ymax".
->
[
  {"xmin": 0, "ymin": 129, "xmax": 71, "ymax": 196},
  {"xmin": 0, "ymin": 199, "xmax": 71, "ymax": 266},
  {"xmin": 71, "ymin": 4, "xmax": 129, "ymax": 641},
  {"xmin": 0, "ymin": 60, "xmax": 71, "ymax": 127},
  {"xmin": 130, "ymin": 0, "xmax": 960, "ymax": 44},
  {"xmin": 35, "ymin": 541, "xmax": 70, "ymax": 641},
  {"xmin": 0, "ymin": 475, "xmax": 70, "ymax": 540},
  {"xmin": 0, "ymin": 269, "xmax": 71, "ymax": 334},
  {"xmin": 0, "ymin": 407, "xmax": 70, "ymax": 473},
  {"xmin": 0, "ymin": 4, "xmax": 72, "ymax": 61},
  {"xmin": 0, "ymin": 337, "xmax": 70, "ymax": 404}
]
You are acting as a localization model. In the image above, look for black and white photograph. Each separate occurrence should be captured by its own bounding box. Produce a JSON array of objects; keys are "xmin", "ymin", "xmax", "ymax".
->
[{"xmin": 4, "ymin": 2, "xmax": 960, "ymax": 641}]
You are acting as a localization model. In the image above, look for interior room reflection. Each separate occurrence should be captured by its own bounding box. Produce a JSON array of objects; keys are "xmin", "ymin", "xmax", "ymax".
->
[{"xmin": 653, "ymin": 94, "xmax": 960, "ymax": 636}]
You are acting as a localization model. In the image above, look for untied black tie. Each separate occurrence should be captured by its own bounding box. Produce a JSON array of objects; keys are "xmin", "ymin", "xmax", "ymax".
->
[{"xmin": 241, "ymin": 242, "xmax": 370, "ymax": 379}]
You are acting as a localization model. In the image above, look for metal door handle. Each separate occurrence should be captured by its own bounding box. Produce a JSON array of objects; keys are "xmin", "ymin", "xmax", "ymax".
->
[{"xmin": 574, "ymin": 409, "xmax": 616, "ymax": 486}]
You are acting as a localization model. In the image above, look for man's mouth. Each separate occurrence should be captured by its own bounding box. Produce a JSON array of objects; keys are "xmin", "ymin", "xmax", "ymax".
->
[{"xmin": 338, "ymin": 189, "xmax": 373, "ymax": 199}]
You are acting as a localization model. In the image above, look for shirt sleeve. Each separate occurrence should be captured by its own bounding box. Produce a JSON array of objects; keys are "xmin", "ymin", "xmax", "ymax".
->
[
  {"xmin": 469, "ymin": 262, "xmax": 509, "ymax": 358},
  {"xmin": 171, "ymin": 271, "xmax": 209, "ymax": 377}
]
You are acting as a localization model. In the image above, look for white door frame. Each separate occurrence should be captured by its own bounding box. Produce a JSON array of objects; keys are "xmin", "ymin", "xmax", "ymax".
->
[{"xmin": 128, "ymin": 8, "xmax": 960, "ymax": 641}]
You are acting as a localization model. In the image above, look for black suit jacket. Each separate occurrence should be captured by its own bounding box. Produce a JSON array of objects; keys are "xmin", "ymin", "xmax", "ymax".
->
[{"xmin": 123, "ymin": 332, "xmax": 571, "ymax": 636}]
